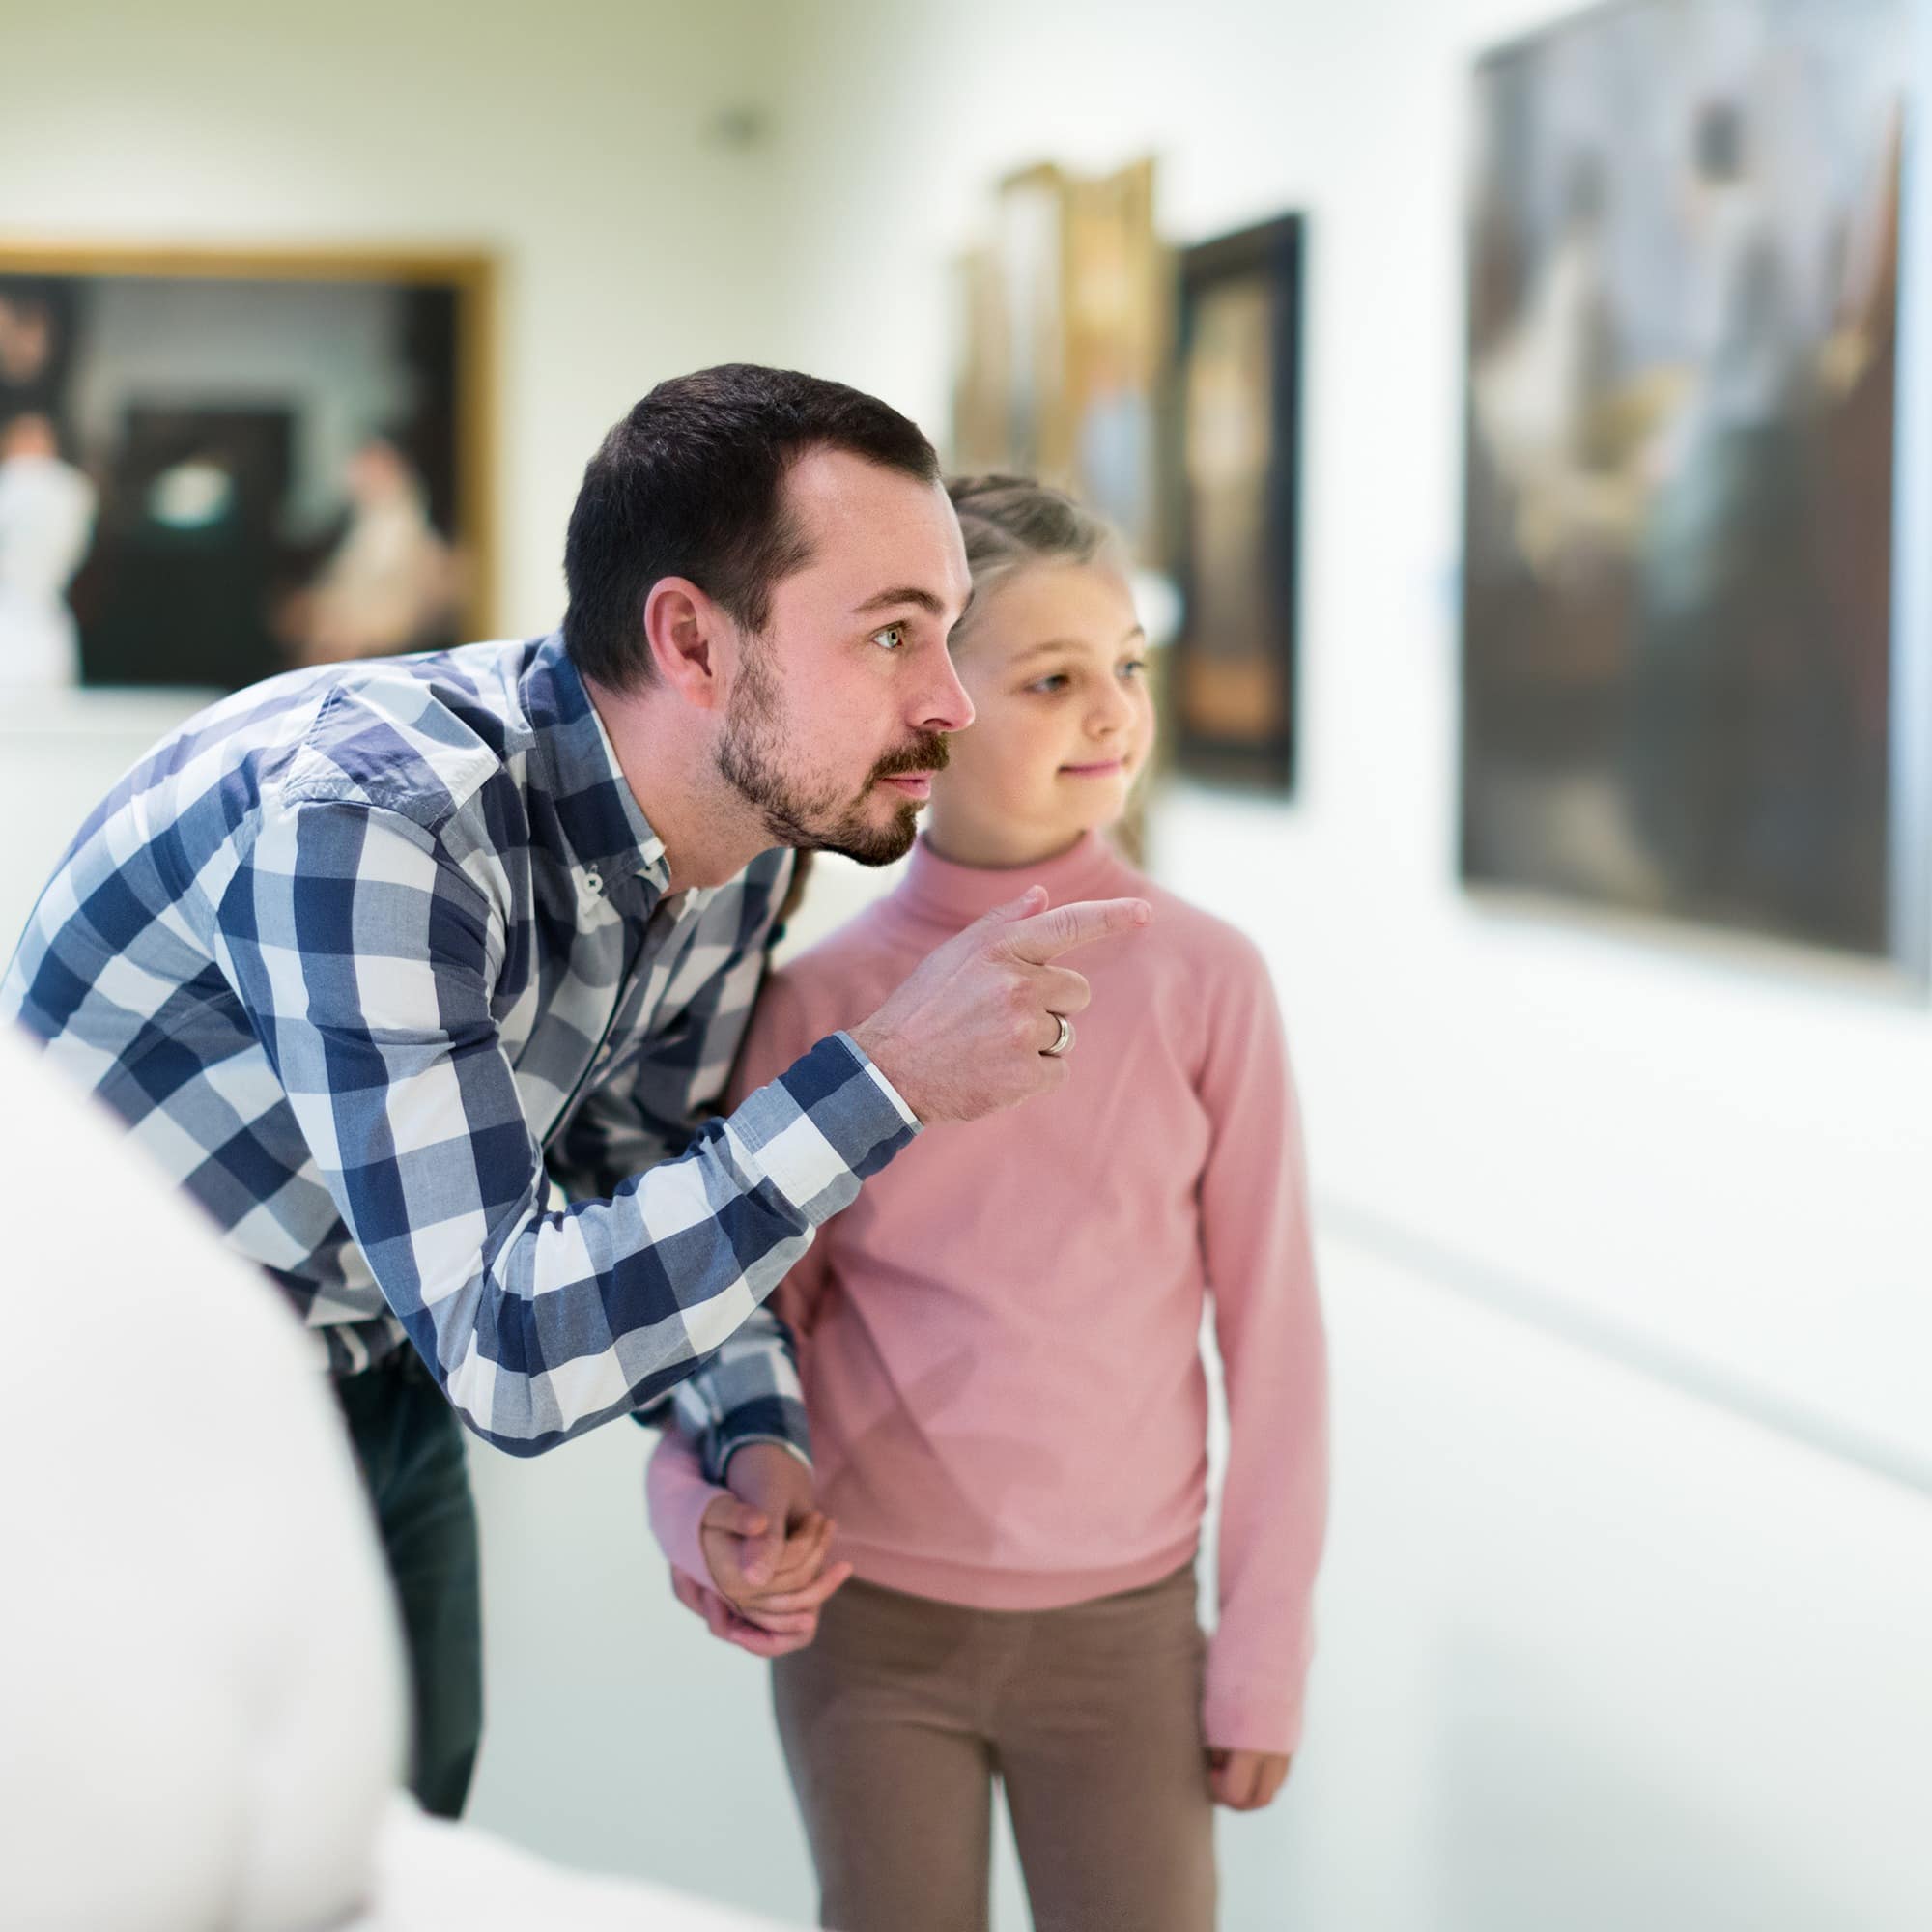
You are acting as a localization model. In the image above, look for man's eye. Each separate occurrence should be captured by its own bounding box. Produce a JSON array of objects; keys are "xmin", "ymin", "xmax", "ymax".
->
[{"xmin": 873, "ymin": 623, "xmax": 909, "ymax": 651}]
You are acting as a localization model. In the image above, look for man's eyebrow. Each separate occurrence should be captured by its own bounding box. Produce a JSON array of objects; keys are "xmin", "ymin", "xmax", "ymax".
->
[{"xmin": 854, "ymin": 585, "xmax": 950, "ymax": 617}]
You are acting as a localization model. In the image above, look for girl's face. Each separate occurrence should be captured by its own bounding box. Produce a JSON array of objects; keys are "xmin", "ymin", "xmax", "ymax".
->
[{"xmin": 927, "ymin": 561, "xmax": 1154, "ymax": 867}]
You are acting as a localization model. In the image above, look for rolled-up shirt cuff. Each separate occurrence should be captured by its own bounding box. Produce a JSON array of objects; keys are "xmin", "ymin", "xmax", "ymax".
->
[
  {"xmin": 833, "ymin": 1029, "xmax": 922, "ymax": 1132},
  {"xmin": 719, "ymin": 1434, "xmax": 813, "ymax": 1478},
  {"xmin": 705, "ymin": 1393, "xmax": 812, "ymax": 1483},
  {"xmin": 729, "ymin": 1033, "xmax": 920, "ymax": 1224}
]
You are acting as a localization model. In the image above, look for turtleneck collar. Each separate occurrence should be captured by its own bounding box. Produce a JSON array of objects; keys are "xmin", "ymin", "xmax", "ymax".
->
[{"xmin": 892, "ymin": 830, "xmax": 1131, "ymax": 934}]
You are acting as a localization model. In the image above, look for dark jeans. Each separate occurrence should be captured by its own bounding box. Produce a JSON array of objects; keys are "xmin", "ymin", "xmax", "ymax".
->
[{"xmin": 333, "ymin": 1349, "xmax": 484, "ymax": 1818}]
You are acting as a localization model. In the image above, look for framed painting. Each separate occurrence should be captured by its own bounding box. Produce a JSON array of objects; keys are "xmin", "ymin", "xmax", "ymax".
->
[
  {"xmin": 951, "ymin": 157, "xmax": 1170, "ymax": 562},
  {"xmin": 1170, "ymin": 213, "xmax": 1305, "ymax": 792},
  {"xmin": 1460, "ymin": 0, "xmax": 1917, "ymax": 969},
  {"xmin": 0, "ymin": 242, "xmax": 495, "ymax": 696}
]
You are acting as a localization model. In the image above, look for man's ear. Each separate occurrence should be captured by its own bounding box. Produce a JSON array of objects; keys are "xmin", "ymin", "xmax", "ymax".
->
[{"xmin": 642, "ymin": 577, "xmax": 730, "ymax": 711}]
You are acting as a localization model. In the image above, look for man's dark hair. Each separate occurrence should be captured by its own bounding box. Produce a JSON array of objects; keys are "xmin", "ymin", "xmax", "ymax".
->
[{"xmin": 562, "ymin": 363, "xmax": 941, "ymax": 689}]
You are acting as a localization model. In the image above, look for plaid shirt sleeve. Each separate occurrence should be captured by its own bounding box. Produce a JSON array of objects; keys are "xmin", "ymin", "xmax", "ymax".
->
[
  {"xmin": 548, "ymin": 876, "xmax": 778, "ymax": 1201},
  {"xmin": 225, "ymin": 796, "xmax": 917, "ymax": 1456},
  {"xmin": 659, "ymin": 1306, "xmax": 813, "ymax": 1480}
]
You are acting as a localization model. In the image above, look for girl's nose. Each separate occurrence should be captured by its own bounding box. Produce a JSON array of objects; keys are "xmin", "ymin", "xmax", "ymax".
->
[{"xmin": 1089, "ymin": 682, "xmax": 1133, "ymax": 739}]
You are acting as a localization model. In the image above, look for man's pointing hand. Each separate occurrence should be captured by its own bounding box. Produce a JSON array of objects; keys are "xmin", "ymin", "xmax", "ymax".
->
[{"xmin": 847, "ymin": 886, "xmax": 1152, "ymax": 1124}]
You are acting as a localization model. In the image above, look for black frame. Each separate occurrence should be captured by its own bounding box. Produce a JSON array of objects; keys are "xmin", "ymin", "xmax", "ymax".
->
[{"xmin": 1171, "ymin": 213, "xmax": 1306, "ymax": 793}]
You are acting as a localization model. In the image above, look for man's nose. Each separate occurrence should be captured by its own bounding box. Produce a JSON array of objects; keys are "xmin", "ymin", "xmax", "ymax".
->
[{"xmin": 917, "ymin": 646, "xmax": 975, "ymax": 736}]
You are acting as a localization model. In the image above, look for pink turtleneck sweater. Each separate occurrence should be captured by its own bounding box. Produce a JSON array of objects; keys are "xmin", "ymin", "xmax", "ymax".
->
[{"xmin": 648, "ymin": 832, "xmax": 1328, "ymax": 1753}]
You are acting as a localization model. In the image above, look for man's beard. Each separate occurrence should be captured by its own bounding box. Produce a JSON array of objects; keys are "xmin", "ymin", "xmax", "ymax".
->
[{"xmin": 716, "ymin": 650, "xmax": 950, "ymax": 867}]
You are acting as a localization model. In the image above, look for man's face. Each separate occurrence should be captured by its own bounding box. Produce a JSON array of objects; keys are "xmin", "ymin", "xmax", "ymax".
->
[{"xmin": 716, "ymin": 448, "xmax": 975, "ymax": 865}]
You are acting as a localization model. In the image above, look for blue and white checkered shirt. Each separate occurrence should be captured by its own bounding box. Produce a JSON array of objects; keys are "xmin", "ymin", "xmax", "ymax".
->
[{"xmin": 1, "ymin": 634, "xmax": 918, "ymax": 1465}]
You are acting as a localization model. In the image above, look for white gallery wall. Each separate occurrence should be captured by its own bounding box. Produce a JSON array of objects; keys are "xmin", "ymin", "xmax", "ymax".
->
[{"xmin": 4, "ymin": 2, "xmax": 1930, "ymax": 1928}]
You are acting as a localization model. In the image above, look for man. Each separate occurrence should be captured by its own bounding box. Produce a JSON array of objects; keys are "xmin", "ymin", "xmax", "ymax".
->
[{"xmin": 1, "ymin": 364, "xmax": 1148, "ymax": 1817}]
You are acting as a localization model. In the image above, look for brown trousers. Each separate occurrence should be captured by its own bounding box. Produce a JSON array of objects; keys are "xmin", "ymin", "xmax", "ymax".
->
[{"xmin": 771, "ymin": 1566, "xmax": 1216, "ymax": 1932}]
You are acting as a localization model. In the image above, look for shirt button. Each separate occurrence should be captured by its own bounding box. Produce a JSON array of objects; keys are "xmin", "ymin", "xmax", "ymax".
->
[{"xmin": 583, "ymin": 868, "xmax": 604, "ymax": 895}]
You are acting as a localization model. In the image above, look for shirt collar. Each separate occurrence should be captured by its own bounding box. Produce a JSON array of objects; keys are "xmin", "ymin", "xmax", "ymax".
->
[{"xmin": 521, "ymin": 633, "xmax": 670, "ymax": 893}]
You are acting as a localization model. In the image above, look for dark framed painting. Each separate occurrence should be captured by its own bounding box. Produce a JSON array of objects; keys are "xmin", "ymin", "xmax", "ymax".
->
[
  {"xmin": 1170, "ymin": 213, "xmax": 1305, "ymax": 792},
  {"xmin": 1460, "ymin": 0, "xmax": 1919, "ymax": 971},
  {"xmin": 0, "ymin": 242, "xmax": 496, "ymax": 696}
]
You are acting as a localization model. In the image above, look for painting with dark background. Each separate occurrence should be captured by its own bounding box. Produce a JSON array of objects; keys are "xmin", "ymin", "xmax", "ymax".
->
[
  {"xmin": 1461, "ymin": 0, "xmax": 1909, "ymax": 965},
  {"xmin": 1172, "ymin": 214, "xmax": 1304, "ymax": 793},
  {"xmin": 0, "ymin": 249, "xmax": 492, "ymax": 696}
]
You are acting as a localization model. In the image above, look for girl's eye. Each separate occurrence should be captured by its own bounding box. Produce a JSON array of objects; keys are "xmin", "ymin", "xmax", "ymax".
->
[
  {"xmin": 1120, "ymin": 658, "xmax": 1149, "ymax": 680},
  {"xmin": 1029, "ymin": 673, "xmax": 1070, "ymax": 695},
  {"xmin": 872, "ymin": 623, "xmax": 909, "ymax": 652}
]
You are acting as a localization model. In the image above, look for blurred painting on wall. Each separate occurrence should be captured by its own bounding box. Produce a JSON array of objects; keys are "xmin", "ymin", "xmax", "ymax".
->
[
  {"xmin": 1172, "ymin": 215, "xmax": 1305, "ymax": 792},
  {"xmin": 0, "ymin": 246, "xmax": 494, "ymax": 696},
  {"xmin": 1461, "ymin": 0, "xmax": 1912, "ymax": 967},
  {"xmin": 952, "ymin": 157, "xmax": 1170, "ymax": 561}
]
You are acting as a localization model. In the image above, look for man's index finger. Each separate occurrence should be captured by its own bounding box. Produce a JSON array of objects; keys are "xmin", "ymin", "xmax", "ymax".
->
[{"xmin": 999, "ymin": 896, "xmax": 1152, "ymax": 963}]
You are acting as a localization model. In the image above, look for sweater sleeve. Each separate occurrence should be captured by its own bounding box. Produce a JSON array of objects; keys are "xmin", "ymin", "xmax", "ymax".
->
[{"xmin": 1196, "ymin": 936, "xmax": 1329, "ymax": 1756}]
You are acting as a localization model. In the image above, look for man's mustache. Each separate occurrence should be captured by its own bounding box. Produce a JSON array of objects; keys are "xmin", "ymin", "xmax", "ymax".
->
[{"xmin": 870, "ymin": 734, "xmax": 952, "ymax": 782}]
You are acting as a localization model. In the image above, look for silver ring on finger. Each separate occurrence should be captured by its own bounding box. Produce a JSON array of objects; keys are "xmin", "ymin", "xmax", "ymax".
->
[{"xmin": 1041, "ymin": 1011, "xmax": 1074, "ymax": 1059}]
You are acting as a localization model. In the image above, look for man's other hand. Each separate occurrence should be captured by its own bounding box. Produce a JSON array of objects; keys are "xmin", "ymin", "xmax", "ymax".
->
[
  {"xmin": 691, "ymin": 1442, "xmax": 852, "ymax": 1648},
  {"xmin": 721, "ymin": 1441, "xmax": 815, "ymax": 1586}
]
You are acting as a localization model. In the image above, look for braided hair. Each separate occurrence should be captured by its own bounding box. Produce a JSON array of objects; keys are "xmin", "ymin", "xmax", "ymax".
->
[{"xmin": 945, "ymin": 474, "xmax": 1122, "ymax": 627}]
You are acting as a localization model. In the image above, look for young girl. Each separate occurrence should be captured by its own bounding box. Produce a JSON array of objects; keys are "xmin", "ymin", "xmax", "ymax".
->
[{"xmin": 648, "ymin": 476, "xmax": 1327, "ymax": 1932}]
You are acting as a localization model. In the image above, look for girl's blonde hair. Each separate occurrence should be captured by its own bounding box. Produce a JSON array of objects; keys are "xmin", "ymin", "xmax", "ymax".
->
[{"xmin": 945, "ymin": 474, "xmax": 1123, "ymax": 618}]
